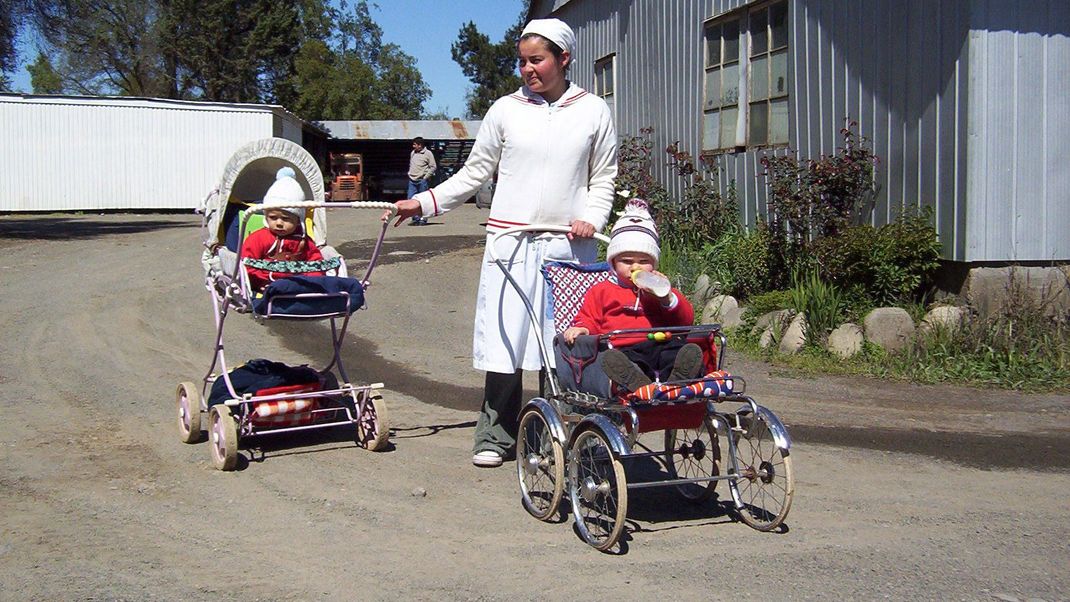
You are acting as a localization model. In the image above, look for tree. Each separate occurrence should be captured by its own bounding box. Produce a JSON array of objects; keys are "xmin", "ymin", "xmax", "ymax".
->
[
  {"xmin": 28, "ymin": 52, "xmax": 63, "ymax": 93},
  {"xmin": 373, "ymin": 43, "xmax": 431, "ymax": 119},
  {"xmin": 29, "ymin": 0, "xmax": 174, "ymax": 96},
  {"xmin": 1, "ymin": 0, "xmax": 32, "ymax": 91},
  {"xmin": 290, "ymin": 0, "xmax": 429, "ymax": 120},
  {"xmin": 164, "ymin": 0, "xmax": 304, "ymax": 103},
  {"xmin": 450, "ymin": 15, "xmax": 524, "ymax": 118}
]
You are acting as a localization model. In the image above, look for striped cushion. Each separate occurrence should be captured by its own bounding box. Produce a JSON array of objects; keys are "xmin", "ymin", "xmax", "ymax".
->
[
  {"xmin": 627, "ymin": 370, "xmax": 734, "ymax": 405},
  {"xmin": 250, "ymin": 383, "xmax": 321, "ymax": 427}
]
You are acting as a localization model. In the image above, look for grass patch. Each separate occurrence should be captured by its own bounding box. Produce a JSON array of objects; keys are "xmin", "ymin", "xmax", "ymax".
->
[{"xmin": 725, "ymin": 303, "xmax": 1070, "ymax": 393}]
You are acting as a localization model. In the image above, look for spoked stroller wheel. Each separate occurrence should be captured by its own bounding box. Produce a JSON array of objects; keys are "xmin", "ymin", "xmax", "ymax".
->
[
  {"xmin": 569, "ymin": 428, "xmax": 628, "ymax": 551},
  {"xmin": 730, "ymin": 410, "xmax": 794, "ymax": 531},
  {"xmin": 208, "ymin": 405, "xmax": 239, "ymax": 471},
  {"xmin": 176, "ymin": 381, "xmax": 203, "ymax": 444},
  {"xmin": 516, "ymin": 407, "xmax": 564, "ymax": 521},
  {"xmin": 355, "ymin": 392, "xmax": 390, "ymax": 451},
  {"xmin": 664, "ymin": 416, "xmax": 720, "ymax": 502}
]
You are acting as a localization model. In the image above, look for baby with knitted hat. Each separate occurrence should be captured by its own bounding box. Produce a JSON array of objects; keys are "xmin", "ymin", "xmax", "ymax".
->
[
  {"xmin": 563, "ymin": 199, "xmax": 705, "ymax": 391},
  {"xmin": 240, "ymin": 167, "xmax": 326, "ymax": 291}
]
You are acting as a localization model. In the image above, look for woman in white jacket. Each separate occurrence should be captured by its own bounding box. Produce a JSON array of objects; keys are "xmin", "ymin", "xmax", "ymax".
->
[{"xmin": 390, "ymin": 18, "xmax": 617, "ymax": 467}]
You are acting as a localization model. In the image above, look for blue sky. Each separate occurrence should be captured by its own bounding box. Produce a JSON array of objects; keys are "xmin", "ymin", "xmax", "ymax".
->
[{"xmin": 10, "ymin": 0, "xmax": 526, "ymax": 119}]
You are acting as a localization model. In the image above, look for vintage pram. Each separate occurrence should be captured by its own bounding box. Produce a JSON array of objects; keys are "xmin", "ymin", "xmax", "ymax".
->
[
  {"xmin": 493, "ymin": 225, "xmax": 795, "ymax": 551},
  {"xmin": 176, "ymin": 137, "xmax": 397, "ymax": 470}
]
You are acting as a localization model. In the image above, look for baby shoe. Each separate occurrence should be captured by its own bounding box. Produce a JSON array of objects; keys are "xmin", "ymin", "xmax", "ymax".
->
[
  {"xmin": 600, "ymin": 349, "xmax": 653, "ymax": 392},
  {"xmin": 668, "ymin": 343, "xmax": 704, "ymax": 382},
  {"xmin": 472, "ymin": 450, "xmax": 503, "ymax": 467}
]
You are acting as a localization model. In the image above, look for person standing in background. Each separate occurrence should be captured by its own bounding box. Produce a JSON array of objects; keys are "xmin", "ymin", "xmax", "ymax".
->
[{"xmin": 407, "ymin": 137, "xmax": 437, "ymax": 225}]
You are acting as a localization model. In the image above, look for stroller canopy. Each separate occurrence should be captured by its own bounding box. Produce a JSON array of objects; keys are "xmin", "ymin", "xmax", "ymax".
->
[{"xmin": 201, "ymin": 137, "xmax": 328, "ymax": 247}]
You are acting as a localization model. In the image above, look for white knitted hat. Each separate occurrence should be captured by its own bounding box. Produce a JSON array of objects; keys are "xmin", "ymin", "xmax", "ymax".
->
[
  {"xmin": 263, "ymin": 167, "xmax": 306, "ymax": 224},
  {"xmin": 607, "ymin": 199, "xmax": 660, "ymax": 264}
]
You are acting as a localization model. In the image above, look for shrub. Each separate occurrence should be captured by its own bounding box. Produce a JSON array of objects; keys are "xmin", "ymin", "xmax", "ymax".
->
[
  {"xmin": 788, "ymin": 271, "xmax": 846, "ymax": 346},
  {"xmin": 813, "ymin": 207, "xmax": 942, "ymax": 305},
  {"xmin": 615, "ymin": 127, "xmax": 670, "ymax": 216},
  {"xmin": 707, "ymin": 225, "xmax": 774, "ymax": 300},
  {"xmin": 661, "ymin": 143, "xmax": 739, "ymax": 251},
  {"xmin": 760, "ymin": 121, "xmax": 879, "ymax": 288}
]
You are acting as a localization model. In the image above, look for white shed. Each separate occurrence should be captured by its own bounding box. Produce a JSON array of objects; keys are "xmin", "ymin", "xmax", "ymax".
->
[{"xmin": 0, "ymin": 94, "xmax": 311, "ymax": 212}]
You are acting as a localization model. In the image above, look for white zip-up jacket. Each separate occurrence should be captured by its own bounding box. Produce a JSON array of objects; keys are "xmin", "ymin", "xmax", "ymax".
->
[{"xmin": 413, "ymin": 83, "xmax": 618, "ymax": 231}]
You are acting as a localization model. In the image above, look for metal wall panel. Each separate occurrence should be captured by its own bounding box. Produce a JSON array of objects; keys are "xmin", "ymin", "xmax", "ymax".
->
[
  {"xmin": 539, "ymin": 0, "xmax": 992, "ymax": 260},
  {"xmin": 965, "ymin": 0, "xmax": 1070, "ymax": 262},
  {"xmin": 0, "ymin": 96, "xmax": 299, "ymax": 212}
]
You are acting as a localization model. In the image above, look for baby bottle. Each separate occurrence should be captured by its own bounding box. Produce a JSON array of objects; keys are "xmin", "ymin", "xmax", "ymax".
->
[{"xmin": 631, "ymin": 269, "xmax": 671, "ymax": 297}]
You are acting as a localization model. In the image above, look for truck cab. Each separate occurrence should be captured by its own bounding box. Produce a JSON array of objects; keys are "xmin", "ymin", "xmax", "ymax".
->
[{"xmin": 328, "ymin": 153, "xmax": 366, "ymax": 201}]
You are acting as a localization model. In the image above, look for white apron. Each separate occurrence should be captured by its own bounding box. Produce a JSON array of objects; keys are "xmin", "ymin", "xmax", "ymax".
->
[{"xmin": 473, "ymin": 232, "xmax": 598, "ymax": 373}]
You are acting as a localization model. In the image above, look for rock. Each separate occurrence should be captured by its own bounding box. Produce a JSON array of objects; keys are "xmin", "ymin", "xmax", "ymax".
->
[
  {"xmin": 756, "ymin": 309, "xmax": 793, "ymax": 348},
  {"xmin": 751, "ymin": 308, "xmax": 793, "ymax": 336},
  {"xmin": 411, "ymin": 487, "xmax": 427, "ymax": 497},
  {"xmin": 827, "ymin": 323, "xmax": 864, "ymax": 358},
  {"xmin": 919, "ymin": 305, "xmax": 966, "ymax": 334},
  {"xmin": 863, "ymin": 307, "xmax": 916, "ymax": 352},
  {"xmin": 779, "ymin": 312, "xmax": 807, "ymax": 354},
  {"xmin": 720, "ymin": 306, "xmax": 748, "ymax": 330},
  {"xmin": 965, "ymin": 265, "xmax": 1070, "ymax": 319},
  {"xmin": 693, "ymin": 274, "xmax": 711, "ymax": 307},
  {"xmin": 702, "ymin": 294, "xmax": 738, "ymax": 324}
]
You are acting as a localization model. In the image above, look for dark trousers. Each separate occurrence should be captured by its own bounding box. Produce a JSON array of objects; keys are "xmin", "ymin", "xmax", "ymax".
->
[
  {"xmin": 472, "ymin": 370, "xmax": 523, "ymax": 456},
  {"xmin": 618, "ymin": 338, "xmax": 687, "ymax": 383}
]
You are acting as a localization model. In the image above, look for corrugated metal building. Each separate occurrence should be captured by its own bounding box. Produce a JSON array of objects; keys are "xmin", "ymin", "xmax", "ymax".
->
[
  {"xmin": 530, "ymin": 0, "xmax": 1070, "ymax": 262},
  {"xmin": 0, "ymin": 94, "xmax": 316, "ymax": 212}
]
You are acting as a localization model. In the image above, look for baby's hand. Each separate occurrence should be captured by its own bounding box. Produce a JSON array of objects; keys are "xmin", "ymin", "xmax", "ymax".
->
[{"xmin": 563, "ymin": 326, "xmax": 589, "ymax": 345}]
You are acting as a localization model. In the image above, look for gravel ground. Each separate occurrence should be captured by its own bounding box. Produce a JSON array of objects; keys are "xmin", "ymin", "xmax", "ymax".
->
[{"xmin": 0, "ymin": 205, "xmax": 1066, "ymax": 601}]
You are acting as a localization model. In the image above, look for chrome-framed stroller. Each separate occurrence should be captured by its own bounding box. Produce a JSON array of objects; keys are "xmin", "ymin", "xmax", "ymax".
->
[
  {"xmin": 491, "ymin": 225, "xmax": 795, "ymax": 551},
  {"xmin": 176, "ymin": 137, "xmax": 397, "ymax": 470}
]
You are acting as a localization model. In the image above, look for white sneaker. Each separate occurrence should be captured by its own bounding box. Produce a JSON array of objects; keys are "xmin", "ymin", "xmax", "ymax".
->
[{"xmin": 472, "ymin": 450, "xmax": 503, "ymax": 467}]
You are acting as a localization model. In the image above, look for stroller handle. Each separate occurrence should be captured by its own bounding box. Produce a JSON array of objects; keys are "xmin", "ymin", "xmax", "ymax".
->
[
  {"xmin": 254, "ymin": 200, "xmax": 398, "ymax": 216},
  {"xmin": 487, "ymin": 224, "xmax": 610, "ymax": 397},
  {"xmin": 486, "ymin": 224, "xmax": 610, "ymax": 263}
]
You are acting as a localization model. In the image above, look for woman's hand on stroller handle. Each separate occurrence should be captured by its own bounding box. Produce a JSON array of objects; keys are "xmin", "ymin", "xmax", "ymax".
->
[
  {"xmin": 568, "ymin": 220, "xmax": 596, "ymax": 240},
  {"xmin": 384, "ymin": 199, "xmax": 419, "ymax": 227}
]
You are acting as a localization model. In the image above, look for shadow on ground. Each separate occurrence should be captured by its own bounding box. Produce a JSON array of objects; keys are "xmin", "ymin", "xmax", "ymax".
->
[{"xmin": 0, "ymin": 215, "xmax": 196, "ymax": 241}]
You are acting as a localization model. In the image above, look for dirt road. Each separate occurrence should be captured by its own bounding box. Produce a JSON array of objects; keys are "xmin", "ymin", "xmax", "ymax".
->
[{"xmin": 1, "ymin": 206, "xmax": 1067, "ymax": 601}]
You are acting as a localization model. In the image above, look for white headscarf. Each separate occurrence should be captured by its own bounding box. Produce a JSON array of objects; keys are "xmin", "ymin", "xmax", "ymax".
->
[{"xmin": 521, "ymin": 18, "xmax": 576, "ymax": 56}]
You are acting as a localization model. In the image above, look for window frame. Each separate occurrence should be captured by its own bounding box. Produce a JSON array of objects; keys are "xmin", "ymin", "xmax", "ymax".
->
[
  {"xmin": 701, "ymin": 0, "xmax": 790, "ymax": 155},
  {"xmin": 594, "ymin": 53, "xmax": 616, "ymax": 100}
]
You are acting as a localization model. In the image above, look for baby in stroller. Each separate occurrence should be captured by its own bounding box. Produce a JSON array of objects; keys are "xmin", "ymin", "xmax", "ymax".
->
[
  {"xmin": 238, "ymin": 168, "xmax": 363, "ymax": 317},
  {"xmin": 560, "ymin": 199, "xmax": 704, "ymax": 394},
  {"xmin": 240, "ymin": 167, "xmax": 328, "ymax": 291}
]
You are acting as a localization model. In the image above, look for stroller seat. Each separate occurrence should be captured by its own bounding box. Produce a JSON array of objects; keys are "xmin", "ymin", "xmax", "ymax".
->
[{"xmin": 543, "ymin": 260, "xmax": 737, "ymax": 433}]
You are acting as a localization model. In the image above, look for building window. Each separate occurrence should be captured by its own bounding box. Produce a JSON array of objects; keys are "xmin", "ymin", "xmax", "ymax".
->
[
  {"xmin": 594, "ymin": 54, "xmax": 616, "ymax": 115},
  {"xmin": 703, "ymin": 0, "xmax": 788, "ymax": 152}
]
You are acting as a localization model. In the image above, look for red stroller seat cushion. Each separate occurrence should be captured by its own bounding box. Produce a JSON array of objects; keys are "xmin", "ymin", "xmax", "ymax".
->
[{"xmin": 251, "ymin": 383, "xmax": 321, "ymax": 427}]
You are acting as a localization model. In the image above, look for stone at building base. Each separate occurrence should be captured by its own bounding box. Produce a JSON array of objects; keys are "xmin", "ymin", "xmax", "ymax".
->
[
  {"xmin": 756, "ymin": 309, "xmax": 794, "ymax": 349},
  {"xmin": 919, "ymin": 305, "xmax": 967, "ymax": 334},
  {"xmin": 965, "ymin": 266, "xmax": 1070, "ymax": 319},
  {"xmin": 702, "ymin": 294, "xmax": 738, "ymax": 324},
  {"xmin": 863, "ymin": 307, "xmax": 915, "ymax": 352},
  {"xmin": 828, "ymin": 323, "xmax": 864, "ymax": 358},
  {"xmin": 779, "ymin": 313, "xmax": 808, "ymax": 355},
  {"xmin": 693, "ymin": 274, "xmax": 712, "ymax": 308},
  {"xmin": 720, "ymin": 306, "xmax": 748, "ymax": 330}
]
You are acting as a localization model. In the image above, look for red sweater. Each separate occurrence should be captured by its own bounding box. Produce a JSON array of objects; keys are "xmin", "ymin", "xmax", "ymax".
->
[
  {"xmin": 240, "ymin": 228, "xmax": 325, "ymax": 290},
  {"xmin": 571, "ymin": 279, "xmax": 694, "ymax": 344}
]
